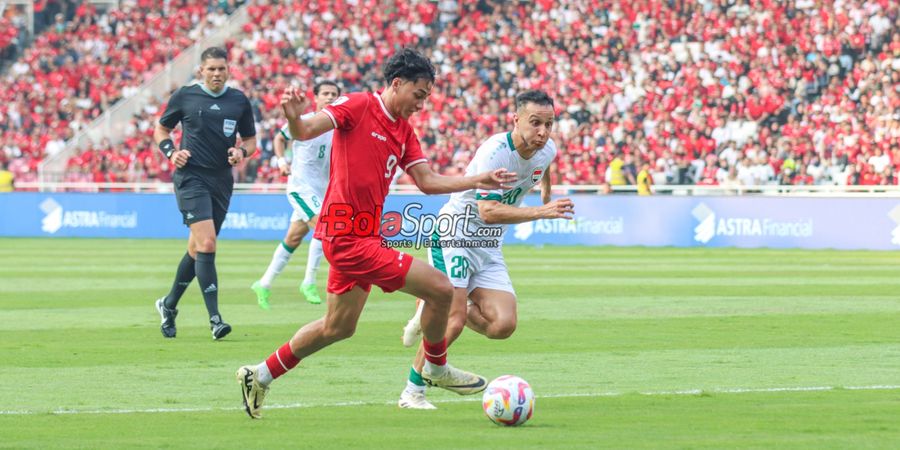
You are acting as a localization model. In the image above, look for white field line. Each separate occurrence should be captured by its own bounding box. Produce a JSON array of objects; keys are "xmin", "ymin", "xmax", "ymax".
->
[{"xmin": 1, "ymin": 384, "xmax": 898, "ymax": 416}]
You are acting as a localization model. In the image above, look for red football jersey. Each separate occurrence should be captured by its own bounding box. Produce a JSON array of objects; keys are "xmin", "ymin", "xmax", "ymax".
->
[{"xmin": 315, "ymin": 92, "xmax": 427, "ymax": 241}]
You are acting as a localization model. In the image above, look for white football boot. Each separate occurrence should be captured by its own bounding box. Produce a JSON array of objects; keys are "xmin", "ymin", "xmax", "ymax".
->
[
  {"xmin": 421, "ymin": 363, "xmax": 487, "ymax": 395},
  {"xmin": 398, "ymin": 389, "xmax": 437, "ymax": 410},
  {"xmin": 401, "ymin": 299, "xmax": 424, "ymax": 347},
  {"xmin": 236, "ymin": 365, "xmax": 268, "ymax": 419}
]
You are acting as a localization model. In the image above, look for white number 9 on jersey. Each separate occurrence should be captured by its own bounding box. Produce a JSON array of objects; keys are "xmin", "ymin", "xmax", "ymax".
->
[{"xmin": 384, "ymin": 155, "xmax": 398, "ymax": 178}]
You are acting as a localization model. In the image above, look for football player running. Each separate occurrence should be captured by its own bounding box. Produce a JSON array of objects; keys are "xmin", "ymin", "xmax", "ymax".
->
[
  {"xmin": 251, "ymin": 80, "xmax": 340, "ymax": 308},
  {"xmin": 398, "ymin": 90, "xmax": 575, "ymax": 409}
]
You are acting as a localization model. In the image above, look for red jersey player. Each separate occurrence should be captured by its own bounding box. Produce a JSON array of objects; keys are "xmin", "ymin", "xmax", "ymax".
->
[{"xmin": 236, "ymin": 48, "xmax": 516, "ymax": 419}]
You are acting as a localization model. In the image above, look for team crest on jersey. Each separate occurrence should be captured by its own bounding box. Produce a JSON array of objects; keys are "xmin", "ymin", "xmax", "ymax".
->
[
  {"xmin": 332, "ymin": 96, "xmax": 349, "ymax": 106},
  {"xmin": 532, "ymin": 167, "xmax": 544, "ymax": 183},
  {"xmin": 223, "ymin": 119, "xmax": 237, "ymax": 137}
]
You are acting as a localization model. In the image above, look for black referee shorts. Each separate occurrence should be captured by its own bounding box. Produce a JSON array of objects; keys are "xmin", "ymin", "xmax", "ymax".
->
[{"xmin": 173, "ymin": 168, "xmax": 233, "ymax": 234}]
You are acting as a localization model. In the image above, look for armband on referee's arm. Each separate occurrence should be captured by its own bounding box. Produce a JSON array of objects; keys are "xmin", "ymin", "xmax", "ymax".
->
[{"xmin": 158, "ymin": 139, "xmax": 176, "ymax": 159}]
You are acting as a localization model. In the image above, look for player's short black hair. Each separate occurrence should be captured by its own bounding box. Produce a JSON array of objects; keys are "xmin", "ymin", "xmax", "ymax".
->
[
  {"xmin": 200, "ymin": 46, "xmax": 228, "ymax": 63},
  {"xmin": 382, "ymin": 48, "xmax": 435, "ymax": 85},
  {"xmin": 515, "ymin": 90, "xmax": 554, "ymax": 111},
  {"xmin": 314, "ymin": 80, "xmax": 341, "ymax": 95}
]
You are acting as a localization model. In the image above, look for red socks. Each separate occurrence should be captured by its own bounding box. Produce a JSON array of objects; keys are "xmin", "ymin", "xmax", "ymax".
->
[
  {"xmin": 265, "ymin": 342, "xmax": 301, "ymax": 379},
  {"xmin": 423, "ymin": 338, "xmax": 447, "ymax": 366}
]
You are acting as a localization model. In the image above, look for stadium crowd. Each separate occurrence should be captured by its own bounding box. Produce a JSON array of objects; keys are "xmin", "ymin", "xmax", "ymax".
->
[
  {"xmin": 1, "ymin": 0, "xmax": 898, "ymax": 189},
  {"xmin": 0, "ymin": 0, "xmax": 243, "ymax": 184}
]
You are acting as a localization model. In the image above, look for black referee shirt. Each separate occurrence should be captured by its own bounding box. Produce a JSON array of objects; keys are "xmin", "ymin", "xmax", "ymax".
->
[{"xmin": 159, "ymin": 84, "xmax": 256, "ymax": 171}]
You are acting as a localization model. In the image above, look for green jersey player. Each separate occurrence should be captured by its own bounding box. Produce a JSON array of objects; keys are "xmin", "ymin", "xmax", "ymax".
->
[
  {"xmin": 398, "ymin": 90, "xmax": 575, "ymax": 409},
  {"xmin": 251, "ymin": 81, "xmax": 340, "ymax": 308}
]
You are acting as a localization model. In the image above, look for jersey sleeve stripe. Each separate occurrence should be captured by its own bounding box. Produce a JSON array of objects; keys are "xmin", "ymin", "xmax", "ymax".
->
[
  {"xmin": 404, "ymin": 158, "xmax": 428, "ymax": 171},
  {"xmin": 322, "ymin": 109, "xmax": 338, "ymax": 129}
]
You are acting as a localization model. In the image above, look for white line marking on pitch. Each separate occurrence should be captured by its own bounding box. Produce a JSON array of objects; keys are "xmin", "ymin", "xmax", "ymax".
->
[{"xmin": 2, "ymin": 384, "xmax": 898, "ymax": 416}]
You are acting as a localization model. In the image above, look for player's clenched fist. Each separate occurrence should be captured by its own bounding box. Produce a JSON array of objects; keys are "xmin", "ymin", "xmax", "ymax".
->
[
  {"xmin": 539, "ymin": 197, "xmax": 574, "ymax": 220},
  {"xmin": 169, "ymin": 149, "xmax": 192, "ymax": 168},
  {"xmin": 227, "ymin": 147, "xmax": 244, "ymax": 166}
]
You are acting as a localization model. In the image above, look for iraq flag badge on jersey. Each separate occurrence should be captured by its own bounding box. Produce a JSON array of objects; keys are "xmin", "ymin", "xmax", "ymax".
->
[
  {"xmin": 223, "ymin": 119, "xmax": 237, "ymax": 137},
  {"xmin": 532, "ymin": 168, "xmax": 544, "ymax": 183}
]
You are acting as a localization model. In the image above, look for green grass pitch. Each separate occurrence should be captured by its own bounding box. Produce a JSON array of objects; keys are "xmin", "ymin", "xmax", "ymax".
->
[{"xmin": 1, "ymin": 238, "xmax": 898, "ymax": 449}]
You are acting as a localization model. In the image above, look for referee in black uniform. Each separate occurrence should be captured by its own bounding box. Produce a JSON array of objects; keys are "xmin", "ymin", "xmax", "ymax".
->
[{"xmin": 153, "ymin": 47, "xmax": 257, "ymax": 340}]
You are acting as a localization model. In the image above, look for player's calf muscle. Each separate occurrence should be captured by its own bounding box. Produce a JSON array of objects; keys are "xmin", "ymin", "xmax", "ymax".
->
[{"xmin": 322, "ymin": 321, "xmax": 355, "ymax": 341}]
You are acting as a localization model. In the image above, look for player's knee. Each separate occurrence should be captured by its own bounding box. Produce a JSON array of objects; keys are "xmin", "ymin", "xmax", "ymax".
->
[
  {"xmin": 432, "ymin": 278, "xmax": 454, "ymax": 305},
  {"xmin": 195, "ymin": 238, "xmax": 216, "ymax": 253},
  {"xmin": 487, "ymin": 321, "xmax": 516, "ymax": 340}
]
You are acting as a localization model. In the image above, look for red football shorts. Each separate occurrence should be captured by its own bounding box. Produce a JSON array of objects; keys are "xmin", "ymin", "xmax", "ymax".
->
[{"xmin": 322, "ymin": 237, "xmax": 414, "ymax": 295}]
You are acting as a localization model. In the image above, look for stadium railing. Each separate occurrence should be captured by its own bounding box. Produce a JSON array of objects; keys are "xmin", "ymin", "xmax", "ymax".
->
[{"xmin": 12, "ymin": 181, "xmax": 900, "ymax": 197}]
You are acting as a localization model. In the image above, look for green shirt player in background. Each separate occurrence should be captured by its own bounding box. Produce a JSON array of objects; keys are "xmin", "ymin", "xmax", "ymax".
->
[
  {"xmin": 251, "ymin": 81, "xmax": 340, "ymax": 308},
  {"xmin": 398, "ymin": 90, "xmax": 575, "ymax": 409}
]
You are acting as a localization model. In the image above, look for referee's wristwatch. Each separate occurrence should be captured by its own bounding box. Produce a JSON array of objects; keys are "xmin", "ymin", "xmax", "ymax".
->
[
  {"xmin": 239, "ymin": 146, "xmax": 249, "ymax": 158},
  {"xmin": 159, "ymin": 139, "xmax": 176, "ymax": 159}
]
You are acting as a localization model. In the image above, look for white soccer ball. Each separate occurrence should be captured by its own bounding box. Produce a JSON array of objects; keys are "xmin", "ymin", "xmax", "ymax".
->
[{"xmin": 482, "ymin": 375, "xmax": 535, "ymax": 426}]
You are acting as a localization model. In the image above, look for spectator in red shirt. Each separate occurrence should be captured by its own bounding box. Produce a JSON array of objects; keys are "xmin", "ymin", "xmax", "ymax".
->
[{"xmin": 4, "ymin": 0, "xmax": 888, "ymax": 190}]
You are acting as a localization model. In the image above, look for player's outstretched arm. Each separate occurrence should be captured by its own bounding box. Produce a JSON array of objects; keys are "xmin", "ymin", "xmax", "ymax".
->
[
  {"xmin": 478, "ymin": 197, "xmax": 575, "ymax": 225},
  {"xmin": 281, "ymin": 87, "xmax": 334, "ymax": 141},
  {"xmin": 407, "ymin": 164, "xmax": 517, "ymax": 195}
]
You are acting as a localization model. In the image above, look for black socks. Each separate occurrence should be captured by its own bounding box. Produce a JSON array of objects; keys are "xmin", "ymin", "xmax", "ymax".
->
[
  {"xmin": 164, "ymin": 252, "xmax": 195, "ymax": 309},
  {"xmin": 195, "ymin": 251, "xmax": 219, "ymax": 318}
]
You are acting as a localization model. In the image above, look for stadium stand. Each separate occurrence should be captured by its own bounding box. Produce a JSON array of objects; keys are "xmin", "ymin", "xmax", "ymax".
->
[
  {"xmin": 1, "ymin": 0, "xmax": 898, "ymax": 189},
  {"xmin": 0, "ymin": 0, "xmax": 240, "ymax": 185}
]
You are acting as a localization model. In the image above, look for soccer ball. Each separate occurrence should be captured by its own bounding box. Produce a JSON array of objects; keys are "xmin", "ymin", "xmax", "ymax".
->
[{"xmin": 482, "ymin": 375, "xmax": 535, "ymax": 426}]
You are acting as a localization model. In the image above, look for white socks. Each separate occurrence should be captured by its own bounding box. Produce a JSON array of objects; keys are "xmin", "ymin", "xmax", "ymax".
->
[
  {"xmin": 260, "ymin": 233, "xmax": 322, "ymax": 289},
  {"xmin": 423, "ymin": 360, "xmax": 447, "ymax": 377},
  {"xmin": 260, "ymin": 241, "xmax": 295, "ymax": 288},
  {"xmin": 303, "ymin": 238, "xmax": 323, "ymax": 285},
  {"xmin": 406, "ymin": 381, "xmax": 426, "ymax": 393},
  {"xmin": 256, "ymin": 362, "xmax": 273, "ymax": 387}
]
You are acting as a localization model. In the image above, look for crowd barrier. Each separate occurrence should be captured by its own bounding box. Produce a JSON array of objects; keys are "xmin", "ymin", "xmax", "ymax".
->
[{"xmin": 1, "ymin": 192, "xmax": 897, "ymax": 250}]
